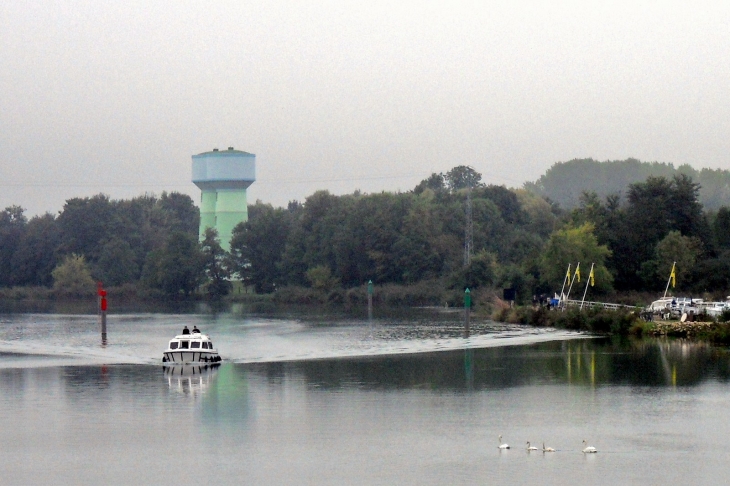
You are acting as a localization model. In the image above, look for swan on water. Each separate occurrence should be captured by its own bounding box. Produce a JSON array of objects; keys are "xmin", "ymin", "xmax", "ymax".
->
[
  {"xmin": 526, "ymin": 441, "xmax": 539, "ymax": 451},
  {"xmin": 498, "ymin": 435, "xmax": 510, "ymax": 449},
  {"xmin": 542, "ymin": 442, "xmax": 555, "ymax": 452},
  {"xmin": 582, "ymin": 440, "xmax": 597, "ymax": 453}
]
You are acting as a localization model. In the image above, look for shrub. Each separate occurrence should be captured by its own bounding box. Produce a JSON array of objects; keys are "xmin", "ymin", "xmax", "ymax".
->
[
  {"xmin": 529, "ymin": 306, "xmax": 551, "ymax": 327},
  {"xmin": 52, "ymin": 254, "xmax": 96, "ymax": 297},
  {"xmin": 305, "ymin": 265, "xmax": 339, "ymax": 291},
  {"xmin": 628, "ymin": 320, "xmax": 654, "ymax": 337},
  {"xmin": 272, "ymin": 286, "xmax": 326, "ymax": 304}
]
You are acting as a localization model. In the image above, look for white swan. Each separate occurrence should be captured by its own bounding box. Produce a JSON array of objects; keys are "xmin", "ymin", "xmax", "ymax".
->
[
  {"xmin": 542, "ymin": 442, "xmax": 555, "ymax": 452},
  {"xmin": 582, "ymin": 440, "xmax": 597, "ymax": 453},
  {"xmin": 526, "ymin": 441, "xmax": 539, "ymax": 451},
  {"xmin": 498, "ymin": 435, "xmax": 510, "ymax": 449}
]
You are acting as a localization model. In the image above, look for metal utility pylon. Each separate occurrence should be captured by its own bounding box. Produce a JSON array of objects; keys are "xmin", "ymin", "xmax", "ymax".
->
[{"xmin": 464, "ymin": 185, "xmax": 473, "ymax": 266}]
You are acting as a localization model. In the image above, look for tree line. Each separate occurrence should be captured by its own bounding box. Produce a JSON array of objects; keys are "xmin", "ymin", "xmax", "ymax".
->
[
  {"xmin": 233, "ymin": 167, "xmax": 730, "ymax": 301},
  {"xmin": 0, "ymin": 192, "xmax": 213, "ymax": 298},
  {"xmin": 526, "ymin": 158, "xmax": 730, "ymax": 211},
  {"xmin": 2, "ymin": 163, "xmax": 730, "ymax": 302}
]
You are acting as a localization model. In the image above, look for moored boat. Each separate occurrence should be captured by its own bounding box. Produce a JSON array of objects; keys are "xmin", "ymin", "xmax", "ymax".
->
[
  {"xmin": 648, "ymin": 296, "xmax": 704, "ymax": 314},
  {"xmin": 162, "ymin": 328, "xmax": 221, "ymax": 364}
]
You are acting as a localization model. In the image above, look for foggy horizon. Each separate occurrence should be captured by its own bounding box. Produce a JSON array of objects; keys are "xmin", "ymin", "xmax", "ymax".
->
[{"xmin": 2, "ymin": 1, "xmax": 729, "ymax": 217}]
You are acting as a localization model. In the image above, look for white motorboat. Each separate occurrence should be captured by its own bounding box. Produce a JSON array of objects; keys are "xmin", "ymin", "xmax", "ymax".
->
[
  {"xmin": 705, "ymin": 302, "xmax": 730, "ymax": 317},
  {"xmin": 648, "ymin": 297, "xmax": 704, "ymax": 314},
  {"xmin": 162, "ymin": 329, "xmax": 221, "ymax": 364}
]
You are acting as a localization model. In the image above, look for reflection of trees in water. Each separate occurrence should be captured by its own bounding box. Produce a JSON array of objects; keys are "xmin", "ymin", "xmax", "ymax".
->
[{"xmin": 243, "ymin": 339, "xmax": 730, "ymax": 391}]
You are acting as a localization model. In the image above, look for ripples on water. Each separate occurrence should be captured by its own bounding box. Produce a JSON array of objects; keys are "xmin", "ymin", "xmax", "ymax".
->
[
  {"xmin": 2, "ymin": 309, "xmax": 730, "ymax": 484},
  {"xmin": 0, "ymin": 310, "xmax": 585, "ymax": 367}
]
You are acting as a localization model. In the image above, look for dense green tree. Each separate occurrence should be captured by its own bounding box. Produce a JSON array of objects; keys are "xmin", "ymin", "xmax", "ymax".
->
[
  {"xmin": 94, "ymin": 237, "xmax": 140, "ymax": 286},
  {"xmin": 494, "ymin": 264, "xmax": 535, "ymax": 305},
  {"xmin": 539, "ymin": 224, "xmax": 613, "ymax": 293},
  {"xmin": 200, "ymin": 227, "xmax": 231, "ymax": 299},
  {"xmin": 280, "ymin": 191, "xmax": 350, "ymax": 285},
  {"xmin": 445, "ymin": 165, "xmax": 482, "ymax": 191},
  {"xmin": 229, "ymin": 202, "xmax": 292, "ymax": 293},
  {"xmin": 55, "ymin": 192, "xmax": 198, "ymax": 271},
  {"xmin": 478, "ymin": 185, "xmax": 526, "ymax": 225},
  {"xmin": 639, "ymin": 231, "xmax": 703, "ymax": 291},
  {"xmin": 471, "ymin": 197, "xmax": 510, "ymax": 260},
  {"xmin": 608, "ymin": 175, "xmax": 708, "ymax": 290},
  {"xmin": 413, "ymin": 173, "xmax": 446, "ymax": 194},
  {"xmin": 110, "ymin": 195, "xmax": 157, "ymax": 267},
  {"xmin": 452, "ymin": 250, "xmax": 496, "ymax": 289},
  {"xmin": 713, "ymin": 207, "xmax": 730, "ymax": 250},
  {"xmin": 0, "ymin": 206, "xmax": 27, "ymax": 287},
  {"xmin": 515, "ymin": 189, "xmax": 558, "ymax": 238},
  {"xmin": 51, "ymin": 254, "xmax": 95, "ymax": 296},
  {"xmin": 502, "ymin": 230, "xmax": 544, "ymax": 265},
  {"xmin": 394, "ymin": 193, "xmax": 451, "ymax": 282},
  {"xmin": 11, "ymin": 213, "xmax": 60, "ymax": 287},
  {"xmin": 280, "ymin": 191, "xmax": 407, "ymax": 287},
  {"xmin": 142, "ymin": 232, "xmax": 204, "ymax": 297},
  {"xmin": 670, "ymin": 174, "xmax": 710, "ymax": 241},
  {"xmin": 689, "ymin": 251, "xmax": 730, "ymax": 293},
  {"xmin": 57, "ymin": 194, "xmax": 117, "ymax": 261},
  {"xmin": 156, "ymin": 192, "xmax": 200, "ymax": 236}
]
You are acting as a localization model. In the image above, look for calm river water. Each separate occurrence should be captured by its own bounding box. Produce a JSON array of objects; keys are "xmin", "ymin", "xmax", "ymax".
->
[{"xmin": 1, "ymin": 307, "xmax": 730, "ymax": 484}]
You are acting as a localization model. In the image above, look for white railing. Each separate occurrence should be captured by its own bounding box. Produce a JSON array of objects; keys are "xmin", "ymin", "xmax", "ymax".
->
[{"xmin": 562, "ymin": 299, "xmax": 641, "ymax": 311}]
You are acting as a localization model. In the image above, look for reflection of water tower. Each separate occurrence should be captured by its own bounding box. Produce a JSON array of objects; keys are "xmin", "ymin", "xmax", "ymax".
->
[{"xmin": 192, "ymin": 147, "xmax": 256, "ymax": 250}]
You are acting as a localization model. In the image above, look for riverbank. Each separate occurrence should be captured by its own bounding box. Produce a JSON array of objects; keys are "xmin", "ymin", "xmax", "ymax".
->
[
  {"xmin": 648, "ymin": 320, "xmax": 730, "ymax": 344},
  {"xmin": 490, "ymin": 303, "xmax": 730, "ymax": 345},
  {"xmin": 5, "ymin": 282, "xmax": 730, "ymax": 345},
  {"xmin": 491, "ymin": 305, "xmax": 640, "ymax": 334}
]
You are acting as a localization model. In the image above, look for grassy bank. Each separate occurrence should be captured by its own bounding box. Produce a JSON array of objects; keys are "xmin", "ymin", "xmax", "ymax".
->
[
  {"xmin": 490, "ymin": 303, "xmax": 730, "ymax": 344},
  {"xmin": 491, "ymin": 305, "xmax": 642, "ymax": 335}
]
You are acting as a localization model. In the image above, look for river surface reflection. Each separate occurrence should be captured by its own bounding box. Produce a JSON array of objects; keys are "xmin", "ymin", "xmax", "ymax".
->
[{"xmin": 1, "ymin": 311, "xmax": 730, "ymax": 484}]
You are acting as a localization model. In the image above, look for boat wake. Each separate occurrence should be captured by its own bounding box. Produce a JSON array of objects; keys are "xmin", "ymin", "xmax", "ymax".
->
[
  {"xmin": 0, "ymin": 314, "xmax": 591, "ymax": 368},
  {"xmin": 228, "ymin": 327, "xmax": 589, "ymax": 364}
]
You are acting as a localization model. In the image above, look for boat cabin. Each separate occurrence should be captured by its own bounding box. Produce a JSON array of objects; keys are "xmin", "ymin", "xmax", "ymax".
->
[{"xmin": 167, "ymin": 333, "xmax": 216, "ymax": 352}]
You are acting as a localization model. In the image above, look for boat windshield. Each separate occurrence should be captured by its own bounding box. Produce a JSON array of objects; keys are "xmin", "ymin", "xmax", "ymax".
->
[
  {"xmin": 180, "ymin": 341, "xmax": 189, "ymax": 349},
  {"xmin": 170, "ymin": 342, "xmax": 178, "ymax": 350},
  {"xmin": 191, "ymin": 342, "xmax": 200, "ymax": 349}
]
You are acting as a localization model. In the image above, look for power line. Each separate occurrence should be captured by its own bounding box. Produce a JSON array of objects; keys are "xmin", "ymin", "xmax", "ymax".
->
[
  {"xmin": 0, "ymin": 171, "xmax": 528, "ymax": 188},
  {"xmin": 0, "ymin": 173, "xmax": 431, "ymax": 187}
]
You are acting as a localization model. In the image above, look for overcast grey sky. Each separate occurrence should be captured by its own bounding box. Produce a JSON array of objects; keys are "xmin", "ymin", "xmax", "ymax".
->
[{"xmin": 2, "ymin": 1, "xmax": 729, "ymax": 216}]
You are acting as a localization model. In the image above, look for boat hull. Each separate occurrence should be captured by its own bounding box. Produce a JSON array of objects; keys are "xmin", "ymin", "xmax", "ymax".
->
[{"xmin": 162, "ymin": 351, "xmax": 221, "ymax": 364}]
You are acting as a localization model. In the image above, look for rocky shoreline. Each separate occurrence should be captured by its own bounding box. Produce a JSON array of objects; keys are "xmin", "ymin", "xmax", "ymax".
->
[{"xmin": 649, "ymin": 320, "xmax": 718, "ymax": 337}]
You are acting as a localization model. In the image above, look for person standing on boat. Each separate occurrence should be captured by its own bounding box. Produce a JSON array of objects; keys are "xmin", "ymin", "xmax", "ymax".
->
[
  {"xmin": 182, "ymin": 326, "xmax": 190, "ymax": 335},
  {"xmin": 192, "ymin": 326, "xmax": 200, "ymax": 334}
]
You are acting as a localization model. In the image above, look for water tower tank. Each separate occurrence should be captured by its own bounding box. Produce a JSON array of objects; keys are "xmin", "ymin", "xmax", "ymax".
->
[{"xmin": 192, "ymin": 147, "xmax": 256, "ymax": 250}]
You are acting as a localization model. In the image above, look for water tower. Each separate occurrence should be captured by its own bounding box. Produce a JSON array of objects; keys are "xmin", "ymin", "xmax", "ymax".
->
[{"xmin": 192, "ymin": 147, "xmax": 256, "ymax": 250}]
